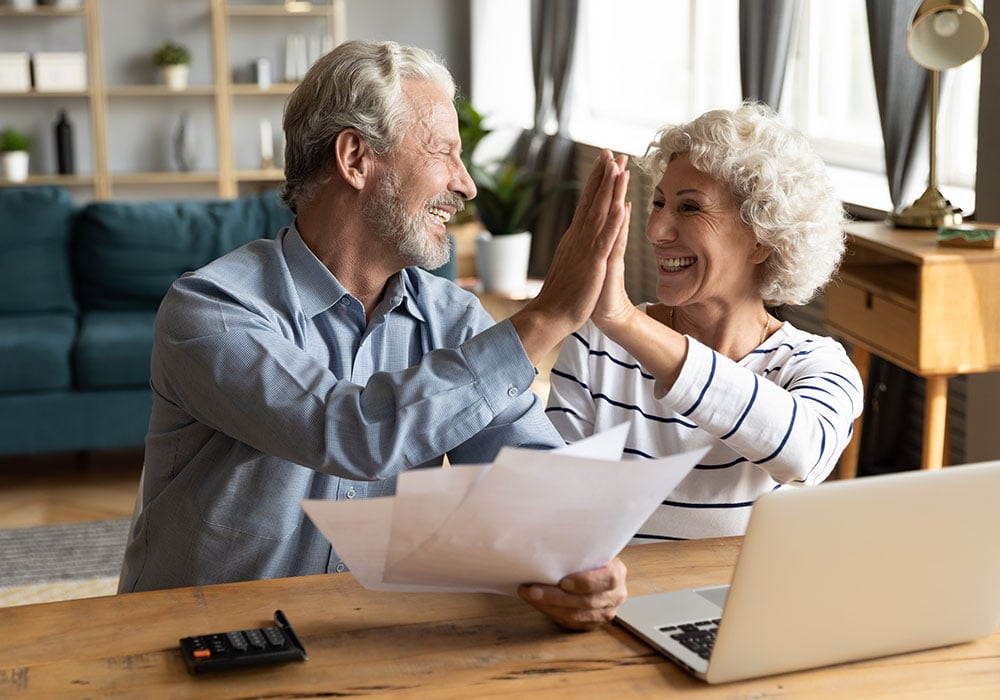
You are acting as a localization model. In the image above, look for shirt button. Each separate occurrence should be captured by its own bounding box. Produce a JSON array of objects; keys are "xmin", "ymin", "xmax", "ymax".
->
[
  {"xmin": 391, "ymin": 295, "xmax": 402, "ymax": 304},
  {"xmin": 340, "ymin": 298, "xmax": 350, "ymax": 306},
  {"xmin": 507, "ymin": 385, "xmax": 518, "ymax": 397},
  {"xmin": 335, "ymin": 561, "xmax": 347, "ymax": 573},
  {"xmin": 346, "ymin": 488, "xmax": 357, "ymax": 499}
]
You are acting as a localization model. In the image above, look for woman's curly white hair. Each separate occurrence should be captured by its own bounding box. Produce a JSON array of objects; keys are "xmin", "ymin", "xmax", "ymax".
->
[{"xmin": 639, "ymin": 102, "xmax": 846, "ymax": 306}]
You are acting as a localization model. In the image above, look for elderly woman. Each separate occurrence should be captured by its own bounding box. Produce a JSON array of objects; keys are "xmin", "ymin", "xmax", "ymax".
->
[{"xmin": 545, "ymin": 102, "xmax": 863, "ymax": 542}]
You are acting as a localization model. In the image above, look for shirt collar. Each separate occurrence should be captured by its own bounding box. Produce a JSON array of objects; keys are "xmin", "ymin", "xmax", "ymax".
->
[
  {"xmin": 393, "ymin": 269, "xmax": 428, "ymax": 323},
  {"xmin": 282, "ymin": 222, "xmax": 426, "ymax": 324}
]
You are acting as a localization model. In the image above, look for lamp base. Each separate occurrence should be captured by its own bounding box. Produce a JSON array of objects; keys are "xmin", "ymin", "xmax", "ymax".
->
[{"xmin": 892, "ymin": 186, "xmax": 963, "ymax": 229}]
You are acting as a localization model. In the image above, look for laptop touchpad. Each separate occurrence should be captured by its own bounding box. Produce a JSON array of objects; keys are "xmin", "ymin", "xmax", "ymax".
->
[{"xmin": 697, "ymin": 585, "xmax": 729, "ymax": 608}]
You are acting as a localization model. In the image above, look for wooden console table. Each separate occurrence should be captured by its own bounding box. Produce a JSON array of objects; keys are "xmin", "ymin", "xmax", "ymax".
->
[{"xmin": 825, "ymin": 221, "xmax": 1000, "ymax": 476}]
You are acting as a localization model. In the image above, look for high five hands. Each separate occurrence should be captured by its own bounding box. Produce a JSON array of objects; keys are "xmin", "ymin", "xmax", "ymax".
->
[{"xmin": 511, "ymin": 149, "xmax": 631, "ymax": 365}]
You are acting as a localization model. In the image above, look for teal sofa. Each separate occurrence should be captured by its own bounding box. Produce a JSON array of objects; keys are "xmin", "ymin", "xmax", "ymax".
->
[
  {"xmin": 0, "ymin": 186, "xmax": 456, "ymax": 457},
  {"xmin": 0, "ymin": 186, "xmax": 294, "ymax": 456}
]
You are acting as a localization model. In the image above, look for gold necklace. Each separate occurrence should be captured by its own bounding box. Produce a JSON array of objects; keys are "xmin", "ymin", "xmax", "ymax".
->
[{"xmin": 667, "ymin": 307, "xmax": 771, "ymax": 347}]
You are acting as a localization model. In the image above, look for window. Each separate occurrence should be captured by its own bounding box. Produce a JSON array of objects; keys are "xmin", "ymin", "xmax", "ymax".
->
[
  {"xmin": 780, "ymin": 1, "xmax": 884, "ymax": 173},
  {"xmin": 471, "ymin": 0, "xmax": 981, "ymax": 212},
  {"xmin": 568, "ymin": 0, "xmax": 741, "ymax": 156},
  {"xmin": 469, "ymin": 0, "xmax": 533, "ymax": 163},
  {"xmin": 779, "ymin": 0, "xmax": 979, "ymax": 211}
]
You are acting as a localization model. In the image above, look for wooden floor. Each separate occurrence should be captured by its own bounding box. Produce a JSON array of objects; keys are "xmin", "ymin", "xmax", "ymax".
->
[{"xmin": 0, "ymin": 449, "xmax": 143, "ymax": 529}]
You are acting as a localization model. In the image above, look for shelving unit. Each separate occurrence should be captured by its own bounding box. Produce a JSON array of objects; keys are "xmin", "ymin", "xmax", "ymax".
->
[
  {"xmin": 0, "ymin": 0, "xmax": 346, "ymax": 201},
  {"xmin": 0, "ymin": 1, "xmax": 102, "ymax": 196}
]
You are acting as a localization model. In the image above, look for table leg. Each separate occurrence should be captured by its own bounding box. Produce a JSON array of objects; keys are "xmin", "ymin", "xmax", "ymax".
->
[
  {"xmin": 921, "ymin": 375, "xmax": 951, "ymax": 470},
  {"xmin": 837, "ymin": 345, "xmax": 870, "ymax": 480}
]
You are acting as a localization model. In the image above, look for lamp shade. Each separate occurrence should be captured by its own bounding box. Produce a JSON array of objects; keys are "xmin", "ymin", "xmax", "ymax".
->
[{"xmin": 908, "ymin": 0, "xmax": 989, "ymax": 70}]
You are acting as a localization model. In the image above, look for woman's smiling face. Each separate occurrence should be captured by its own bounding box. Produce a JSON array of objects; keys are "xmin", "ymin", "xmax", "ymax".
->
[{"xmin": 645, "ymin": 155, "xmax": 768, "ymax": 310}]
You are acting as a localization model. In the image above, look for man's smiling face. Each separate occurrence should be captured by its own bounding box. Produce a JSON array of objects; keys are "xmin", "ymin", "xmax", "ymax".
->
[{"xmin": 362, "ymin": 79, "xmax": 476, "ymax": 270}]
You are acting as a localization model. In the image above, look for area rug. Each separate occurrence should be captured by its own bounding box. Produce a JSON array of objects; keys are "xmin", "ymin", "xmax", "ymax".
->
[{"xmin": 0, "ymin": 517, "xmax": 130, "ymax": 607}]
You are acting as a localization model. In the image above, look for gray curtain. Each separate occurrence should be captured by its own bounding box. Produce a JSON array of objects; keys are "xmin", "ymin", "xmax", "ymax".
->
[
  {"xmin": 509, "ymin": 0, "xmax": 579, "ymax": 277},
  {"xmin": 739, "ymin": 0, "xmax": 800, "ymax": 109},
  {"xmin": 857, "ymin": 0, "xmax": 931, "ymax": 474},
  {"xmin": 866, "ymin": 0, "xmax": 931, "ymax": 209}
]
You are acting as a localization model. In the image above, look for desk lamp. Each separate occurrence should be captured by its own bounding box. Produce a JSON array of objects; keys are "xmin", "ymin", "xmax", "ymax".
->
[{"xmin": 892, "ymin": 0, "xmax": 989, "ymax": 228}]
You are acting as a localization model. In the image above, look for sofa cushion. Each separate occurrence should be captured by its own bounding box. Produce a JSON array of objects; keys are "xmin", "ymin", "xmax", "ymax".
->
[
  {"xmin": 0, "ymin": 315, "xmax": 76, "ymax": 392},
  {"xmin": 0, "ymin": 186, "xmax": 78, "ymax": 315},
  {"xmin": 74, "ymin": 311, "xmax": 157, "ymax": 389},
  {"xmin": 0, "ymin": 389, "xmax": 152, "ymax": 456},
  {"xmin": 75, "ymin": 191, "xmax": 293, "ymax": 310}
]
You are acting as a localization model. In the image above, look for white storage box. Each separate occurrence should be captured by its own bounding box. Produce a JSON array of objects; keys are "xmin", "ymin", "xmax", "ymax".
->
[
  {"xmin": 32, "ymin": 52, "xmax": 87, "ymax": 91},
  {"xmin": 0, "ymin": 53, "xmax": 31, "ymax": 93}
]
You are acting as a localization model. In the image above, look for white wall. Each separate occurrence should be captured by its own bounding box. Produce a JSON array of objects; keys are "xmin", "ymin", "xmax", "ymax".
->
[{"xmin": 344, "ymin": 0, "xmax": 471, "ymax": 94}]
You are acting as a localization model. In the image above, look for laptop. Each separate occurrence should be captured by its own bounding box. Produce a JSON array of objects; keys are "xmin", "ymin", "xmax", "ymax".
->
[{"xmin": 615, "ymin": 460, "xmax": 1000, "ymax": 684}]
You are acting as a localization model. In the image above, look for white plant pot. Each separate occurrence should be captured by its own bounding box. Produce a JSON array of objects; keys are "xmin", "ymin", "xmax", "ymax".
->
[
  {"xmin": 2, "ymin": 151, "xmax": 29, "ymax": 182},
  {"xmin": 475, "ymin": 230, "xmax": 532, "ymax": 295},
  {"xmin": 161, "ymin": 64, "xmax": 189, "ymax": 91}
]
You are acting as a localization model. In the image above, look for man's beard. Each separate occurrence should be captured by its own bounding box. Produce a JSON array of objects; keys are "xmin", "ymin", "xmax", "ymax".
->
[{"xmin": 362, "ymin": 169, "xmax": 460, "ymax": 271}]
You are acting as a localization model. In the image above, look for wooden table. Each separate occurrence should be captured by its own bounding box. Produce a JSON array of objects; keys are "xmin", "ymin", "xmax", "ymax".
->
[
  {"xmin": 3, "ymin": 538, "xmax": 999, "ymax": 698},
  {"xmin": 825, "ymin": 221, "xmax": 1000, "ymax": 476}
]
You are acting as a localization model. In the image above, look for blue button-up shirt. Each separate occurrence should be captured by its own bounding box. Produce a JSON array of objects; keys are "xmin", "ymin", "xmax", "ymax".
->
[{"xmin": 119, "ymin": 225, "xmax": 560, "ymax": 592}]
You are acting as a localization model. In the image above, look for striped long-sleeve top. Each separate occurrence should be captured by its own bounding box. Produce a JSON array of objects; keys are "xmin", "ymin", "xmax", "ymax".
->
[{"xmin": 545, "ymin": 306, "xmax": 864, "ymax": 542}]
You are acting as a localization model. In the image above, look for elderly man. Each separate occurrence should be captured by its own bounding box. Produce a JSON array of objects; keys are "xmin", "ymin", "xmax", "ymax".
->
[{"xmin": 119, "ymin": 40, "xmax": 630, "ymax": 630}]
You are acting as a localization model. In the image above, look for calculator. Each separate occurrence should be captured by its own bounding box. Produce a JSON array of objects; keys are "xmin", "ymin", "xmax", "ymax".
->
[{"xmin": 178, "ymin": 609, "xmax": 308, "ymax": 674}]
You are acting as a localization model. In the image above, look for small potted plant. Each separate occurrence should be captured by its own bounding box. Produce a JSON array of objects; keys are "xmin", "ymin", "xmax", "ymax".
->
[
  {"xmin": 153, "ymin": 40, "xmax": 191, "ymax": 91},
  {"xmin": 0, "ymin": 127, "xmax": 31, "ymax": 183},
  {"xmin": 470, "ymin": 159, "xmax": 547, "ymax": 295}
]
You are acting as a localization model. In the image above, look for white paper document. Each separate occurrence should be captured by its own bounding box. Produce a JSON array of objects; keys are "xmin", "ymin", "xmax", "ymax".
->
[{"xmin": 301, "ymin": 424, "xmax": 707, "ymax": 595}]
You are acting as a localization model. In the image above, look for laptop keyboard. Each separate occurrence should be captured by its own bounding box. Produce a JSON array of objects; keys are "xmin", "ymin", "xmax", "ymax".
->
[{"xmin": 658, "ymin": 619, "xmax": 720, "ymax": 660}]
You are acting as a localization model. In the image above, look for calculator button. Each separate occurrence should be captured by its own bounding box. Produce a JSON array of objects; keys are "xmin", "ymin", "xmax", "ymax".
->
[
  {"xmin": 227, "ymin": 631, "xmax": 249, "ymax": 651},
  {"xmin": 244, "ymin": 629, "xmax": 267, "ymax": 649},
  {"xmin": 263, "ymin": 627, "xmax": 286, "ymax": 647},
  {"xmin": 192, "ymin": 648, "xmax": 212, "ymax": 659}
]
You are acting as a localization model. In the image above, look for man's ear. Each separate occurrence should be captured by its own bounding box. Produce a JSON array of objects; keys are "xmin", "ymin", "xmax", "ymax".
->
[{"xmin": 334, "ymin": 128, "xmax": 374, "ymax": 191}]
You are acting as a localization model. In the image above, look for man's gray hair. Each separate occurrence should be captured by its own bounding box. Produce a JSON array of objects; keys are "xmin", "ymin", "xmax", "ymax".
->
[{"xmin": 280, "ymin": 40, "xmax": 455, "ymax": 213}]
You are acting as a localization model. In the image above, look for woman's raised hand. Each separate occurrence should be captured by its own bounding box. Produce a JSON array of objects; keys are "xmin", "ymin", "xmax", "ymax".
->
[{"xmin": 592, "ymin": 195, "xmax": 637, "ymax": 333}]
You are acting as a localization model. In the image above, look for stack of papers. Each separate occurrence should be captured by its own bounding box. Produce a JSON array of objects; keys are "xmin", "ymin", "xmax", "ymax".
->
[{"xmin": 302, "ymin": 424, "xmax": 706, "ymax": 595}]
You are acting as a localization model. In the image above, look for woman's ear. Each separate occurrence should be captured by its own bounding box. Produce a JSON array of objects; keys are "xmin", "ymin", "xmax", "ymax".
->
[
  {"xmin": 750, "ymin": 242, "xmax": 771, "ymax": 264},
  {"xmin": 334, "ymin": 128, "xmax": 373, "ymax": 191}
]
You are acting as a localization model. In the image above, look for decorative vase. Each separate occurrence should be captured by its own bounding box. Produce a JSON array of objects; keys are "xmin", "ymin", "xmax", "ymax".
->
[
  {"xmin": 2, "ymin": 151, "xmax": 29, "ymax": 182},
  {"xmin": 161, "ymin": 64, "xmax": 189, "ymax": 91},
  {"xmin": 172, "ymin": 111, "xmax": 197, "ymax": 172},
  {"xmin": 54, "ymin": 110, "xmax": 75, "ymax": 175},
  {"xmin": 474, "ymin": 230, "xmax": 532, "ymax": 295}
]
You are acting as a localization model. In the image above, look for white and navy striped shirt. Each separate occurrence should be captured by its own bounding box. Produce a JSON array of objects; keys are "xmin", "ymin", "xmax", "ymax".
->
[{"xmin": 545, "ymin": 305, "xmax": 863, "ymax": 542}]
